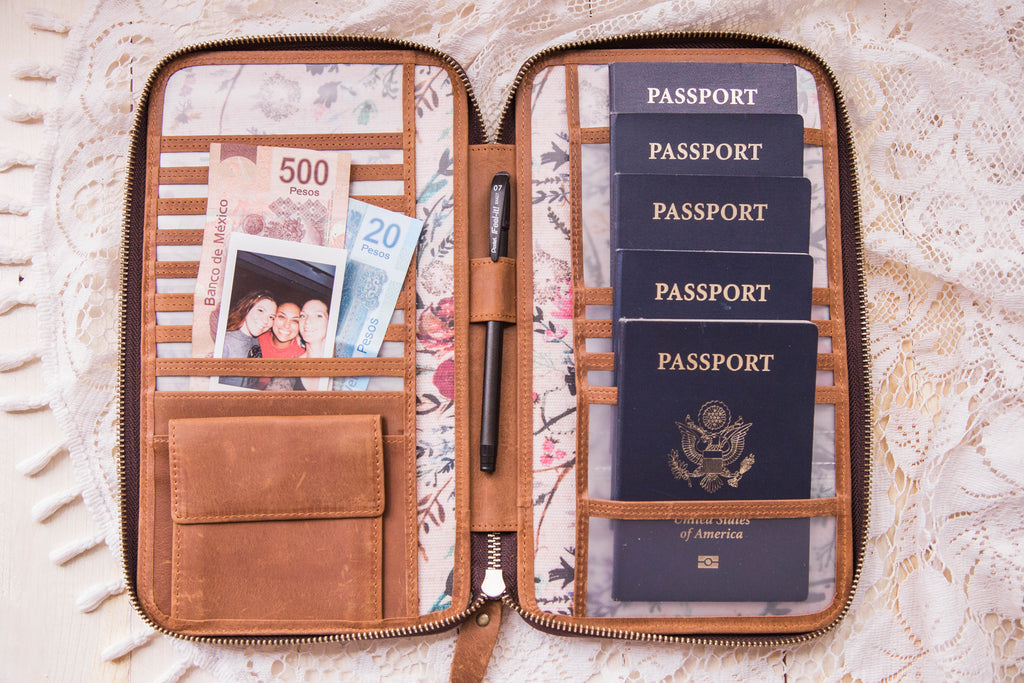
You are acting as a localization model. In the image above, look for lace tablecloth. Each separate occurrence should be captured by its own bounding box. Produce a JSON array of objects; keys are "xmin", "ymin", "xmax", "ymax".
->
[{"xmin": 8, "ymin": 0, "xmax": 1023, "ymax": 679}]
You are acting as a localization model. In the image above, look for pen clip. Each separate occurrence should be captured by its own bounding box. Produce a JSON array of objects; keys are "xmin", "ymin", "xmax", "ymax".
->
[{"xmin": 488, "ymin": 172, "xmax": 510, "ymax": 261}]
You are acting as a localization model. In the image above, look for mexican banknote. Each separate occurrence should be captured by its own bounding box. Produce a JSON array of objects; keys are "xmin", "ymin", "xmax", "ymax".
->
[
  {"xmin": 330, "ymin": 199, "xmax": 424, "ymax": 391},
  {"xmin": 190, "ymin": 143, "xmax": 351, "ymax": 388}
]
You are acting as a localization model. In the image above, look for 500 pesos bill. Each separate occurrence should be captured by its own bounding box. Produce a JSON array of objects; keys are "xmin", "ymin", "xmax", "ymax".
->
[
  {"xmin": 190, "ymin": 143, "xmax": 351, "ymax": 379},
  {"xmin": 332, "ymin": 199, "xmax": 424, "ymax": 391}
]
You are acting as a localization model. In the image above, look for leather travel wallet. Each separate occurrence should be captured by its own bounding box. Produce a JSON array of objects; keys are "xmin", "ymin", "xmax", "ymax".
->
[{"xmin": 118, "ymin": 32, "xmax": 871, "ymax": 670}]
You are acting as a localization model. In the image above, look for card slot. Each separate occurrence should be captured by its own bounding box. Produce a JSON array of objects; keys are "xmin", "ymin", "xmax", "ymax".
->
[
  {"xmin": 152, "ymin": 322, "xmax": 408, "ymax": 345},
  {"xmin": 814, "ymin": 319, "xmax": 837, "ymax": 337},
  {"xmin": 155, "ymin": 194, "xmax": 406, "ymax": 216},
  {"xmin": 157, "ymin": 198, "xmax": 205, "ymax": 215},
  {"xmin": 811, "ymin": 287, "xmax": 831, "ymax": 306},
  {"xmin": 149, "ymin": 290, "xmax": 410, "ymax": 314},
  {"xmin": 815, "ymin": 386, "xmax": 845, "ymax": 404},
  {"xmin": 155, "ymin": 326, "xmax": 191, "ymax": 343},
  {"xmin": 584, "ymin": 386, "xmax": 617, "ymax": 405},
  {"xmin": 579, "ymin": 352, "xmax": 613, "ymax": 373},
  {"xmin": 157, "ymin": 163, "xmax": 405, "ymax": 185},
  {"xmin": 581, "ymin": 286, "xmax": 613, "ymax": 306},
  {"xmin": 150, "ymin": 390, "xmax": 407, "ymax": 437},
  {"xmin": 154, "ymin": 262, "xmax": 198, "ymax": 279},
  {"xmin": 154, "ymin": 293, "xmax": 192, "ymax": 311},
  {"xmin": 584, "ymin": 496, "xmax": 839, "ymax": 521},
  {"xmin": 156, "ymin": 229, "xmax": 203, "ymax": 246},
  {"xmin": 579, "ymin": 319, "xmax": 612, "ymax": 339},
  {"xmin": 159, "ymin": 132, "xmax": 405, "ymax": 153},
  {"xmin": 577, "ymin": 126, "xmax": 825, "ymax": 146},
  {"xmin": 153, "ymin": 357, "xmax": 407, "ymax": 378}
]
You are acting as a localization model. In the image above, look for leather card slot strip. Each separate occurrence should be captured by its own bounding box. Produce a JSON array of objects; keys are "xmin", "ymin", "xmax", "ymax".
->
[
  {"xmin": 566, "ymin": 63, "xmax": 591, "ymax": 625},
  {"xmin": 159, "ymin": 132, "xmax": 404, "ymax": 153},
  {"xmin": 151, "ymin": 391, "xmax": 407, "ymax": 438},
  {"xmin": 818, "ymin": 353, "xmax": 836, "ymax": 371},
  {"xmin": 169, "ymin": 414, "xmax": 384, "ymax": 522},
  {"xmin": 816, "ymin": 386, "xmax": 846, "ymax": 404},
  {"xmin": 578, "ymin": 319, "xmax": 611, "ymax": 339},
  {"xmin": 156, "ymin": 229, "xmax": 203, "ymax": 246},
  {"xmin": 154, "ymin": 293, "xmax": 192, "ymax": 311},
  {"xmin": 469, "ymin": 257, "xmax": 516, "ymax": 323},
  {"xmin": 579, "ymin": 352, "xmax": 613, "ymax": 372},
  {"xmin": 154, "ymin": 326, "xmax": 190, "ymax": 343},
  {"xmin": 581, "ymin": 286, "xmax": 612, "ymax": 306},
  {"xmin": 156, "ymin": 194, "xmax": 405, "ymax": 216},
  {"xmin": 158, "ymin": 163, "xmax": 404, "ymax": 185},
  {"xmin": 578, "ymin": 126, "xmax": 824, "ymax": 147},
  {"xmin": 153, "ymin": 322, "xmax": 407, "ymax": 345},
  {"xmin": 584, "ymin": 386, "xmax": 617, "ymax": 405},
  {"xmin": 812, "ymin": 287, "xmax": 831, "ymax": 306},
  {"xmin": 157, "ymin": 198, "xmax": 206, "ymax": 215},
  {"xmin": 815, "ymin": 319, "xmax": 837, "ymax": 337},
  {"xmin": 152, "ymin": 291, "xmax": 410, "ymax": 314},
  {"xmin": 585, "ymin": 496, "xmax": 839, "ymax": 520},
  {"xmin": 155, "ymin": 261, "xmax": 198, "ymax": 279},
  {"xmin": 154, "ymin": 357, "xmax": 406, "ymax": 377}
]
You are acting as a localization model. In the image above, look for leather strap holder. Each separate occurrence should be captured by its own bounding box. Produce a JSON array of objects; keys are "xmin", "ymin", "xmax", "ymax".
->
[{"xmin": 450, "ymin": 601, "xmax": 504, "ymax": 683}]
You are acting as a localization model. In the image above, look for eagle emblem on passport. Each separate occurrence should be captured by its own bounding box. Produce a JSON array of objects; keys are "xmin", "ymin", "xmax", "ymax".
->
[{"xmin": 668, "ymin": 400, "xmax": 756, "ymax": 493}]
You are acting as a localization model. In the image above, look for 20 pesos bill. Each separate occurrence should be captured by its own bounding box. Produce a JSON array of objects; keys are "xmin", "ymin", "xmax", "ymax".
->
[{"xmin": 331, "ymin": 199, "xmax": 424, "ymax": 391}]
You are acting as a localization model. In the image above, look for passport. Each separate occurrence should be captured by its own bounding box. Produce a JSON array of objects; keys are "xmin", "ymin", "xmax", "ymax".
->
[
  {"xmin": 610, "ymin": 173, "xmax": 811, "ymax": 254},
  {"xmin": 612, "ymin": 517, "xmax": 811, "ymax": 602},
  {"xmin": 611, "ymin": 319, "xmax": 817, "ymax": 602},
  {"xmin": 609, "ymin": 62, "xmax": 798, "ymax": 115},
  {"xmin": 614, "ymin": 249, "xmax": 813, "ymax": 322},
  {"xmin": 610, "ymin": 112, "xmax": 805, "ymax": 177}
]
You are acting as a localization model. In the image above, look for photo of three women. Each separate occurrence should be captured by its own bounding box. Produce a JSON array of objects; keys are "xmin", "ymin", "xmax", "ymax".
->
[{"xmin": 220, "ymin": 289, "xmax": 330, "ymax": 390}]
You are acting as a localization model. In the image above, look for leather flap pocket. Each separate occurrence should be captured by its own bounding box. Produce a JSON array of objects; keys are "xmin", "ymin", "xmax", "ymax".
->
[
  {"xmin": 170, "ymin": 414, "xmax": 384, "ymax": 523},
  {"xmin": 166, "ymin": 414, "xmax": 385, "ymax": 629}
]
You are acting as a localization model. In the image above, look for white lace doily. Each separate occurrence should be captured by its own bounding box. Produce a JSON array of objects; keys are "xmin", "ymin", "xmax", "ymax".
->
[{"xmin": 9, "ymin": 0, "xmax": 1023, "ymax": 679}]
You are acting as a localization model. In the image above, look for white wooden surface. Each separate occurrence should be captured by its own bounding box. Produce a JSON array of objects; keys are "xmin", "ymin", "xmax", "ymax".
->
[{"xmin": 0, "ymin": 1, "xmax": 217, "ymax": 680}]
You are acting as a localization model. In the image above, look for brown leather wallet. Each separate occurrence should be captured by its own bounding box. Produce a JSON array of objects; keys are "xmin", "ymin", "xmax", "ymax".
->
[{"xmin": 118, "ymin": 32, "xmax": 871, "ymax": 666}]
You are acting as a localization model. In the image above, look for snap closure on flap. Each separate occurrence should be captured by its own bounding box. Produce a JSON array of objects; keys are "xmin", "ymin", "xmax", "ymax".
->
[{"xmin": 169, "ymin": 414, "xmax": 384, "ymax": 523}]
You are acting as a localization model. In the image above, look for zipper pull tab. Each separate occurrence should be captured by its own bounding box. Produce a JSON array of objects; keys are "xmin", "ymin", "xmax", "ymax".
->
[
  {"xmin": 481, "ymin": 568, "xmax": 506, "ymax": 599},
  {"xmin": 481, "ymin": 531, "xmax": 506, "ymax": 598}
]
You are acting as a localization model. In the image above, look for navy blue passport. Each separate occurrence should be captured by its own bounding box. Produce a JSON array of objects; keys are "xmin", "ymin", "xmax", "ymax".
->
[
  {"xmin": 613, "ymin": 319, "xmax": 817, "ymax": 501},
  {"xmin": 609, "ymin": 62, "xmax": 798, "ymax": 115},
  {"xmin": 610, "ymin": 319, "xmax": 817, "ymax": 602},
  {"xmin": 610, "ymin": 113, "xmax": 805, "ymax": 177},
  {"xmin": 610, "ymin": 173, "xmax": 811, "ymax": 254},
  {"xmin": 612, "ymin": 517, "xmax": 811, "ymax": 602},
  {"xmin": 615, "ymin": 249, "xmax": 812, "ymax": 322}
]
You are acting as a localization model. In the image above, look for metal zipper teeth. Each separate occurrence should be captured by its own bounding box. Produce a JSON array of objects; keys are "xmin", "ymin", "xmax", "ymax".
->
[
  {"xmin": 492, "ymin": 30, "xmax": 872, "ymax": 648},
  {"xmin": 115, "ymin": 33, "xmax": 485, "ymax": 647}
]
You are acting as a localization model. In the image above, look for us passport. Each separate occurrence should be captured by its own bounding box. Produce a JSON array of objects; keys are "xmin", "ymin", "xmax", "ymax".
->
[
  {"xmin": 609, "ymin": 62, "xmax": 798, "ymax": 115},
  {"xmin": 610, "ymin": 112, "xmax": 805, "ymax": 177},
  {"xmin": 615, "ymin": 249, "xmax": 813, "ymax": 322},
  {"xmin": 610, "ymin": 173, "xmax": 811, "ymax": 254},
  {"xmin": 611, "ymin": 319, "xmax": 817, "ymax": 602}
]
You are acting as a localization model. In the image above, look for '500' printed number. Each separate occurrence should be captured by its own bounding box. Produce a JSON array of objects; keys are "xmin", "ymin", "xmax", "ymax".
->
[{"xmin": 279, "ymin": 157, "xmax": 329, "ymax": 185}]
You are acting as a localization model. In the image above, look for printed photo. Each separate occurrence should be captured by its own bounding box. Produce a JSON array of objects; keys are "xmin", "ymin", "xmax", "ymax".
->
[{"xmin": 211, "ymin": 232, "xmax": 346, "ymax": 391}]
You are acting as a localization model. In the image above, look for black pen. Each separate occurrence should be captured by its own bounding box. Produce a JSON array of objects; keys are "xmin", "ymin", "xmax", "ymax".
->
[{"xmin": 480, "ymin": 172, "xmax": 510, "ymax": 473}]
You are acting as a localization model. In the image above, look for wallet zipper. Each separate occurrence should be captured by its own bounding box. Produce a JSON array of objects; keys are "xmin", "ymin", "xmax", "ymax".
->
[
  {"xmin": 490, "ymin": 31, "xmax": 873, "ymax": 647},
  {"xmin": 117, "ymin": 32, "xmax": 870, "ymax": 648}
]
